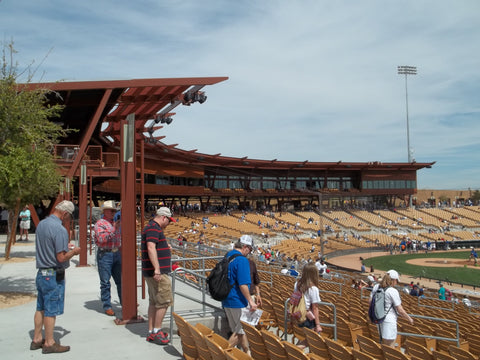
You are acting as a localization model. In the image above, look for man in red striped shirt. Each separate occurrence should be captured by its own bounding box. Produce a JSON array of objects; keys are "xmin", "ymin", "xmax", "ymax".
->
[{"xmin": 142, "ymin": 207, "xmax": 176, "ymax": 345}]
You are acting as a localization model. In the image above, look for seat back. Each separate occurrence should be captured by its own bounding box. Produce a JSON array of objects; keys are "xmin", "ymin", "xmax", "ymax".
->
[
  {"xmin": 282, "ymin": 340, "xmax": 309, "ymax": 360},
  {"xmin": 381, "ymin": 344, "xmax": 410, "ymax": 360},
  {"xmin": 448, "ymin": 345, "xmax": 478, "ymax": 360},
  {"xmin": 352, "ymin": 348, "xmax": 376, "ymax": 360},
  {"xmin": 404, "ymin": 339, "xmax": 434, "ymax": 360},
  {"xmin": 188, "ymin": 322, "xmax": 213, "ymax": 360},
  {"xmin": 205, "ymin": 334, "xmax": 230, "ymax": 360},
  {"xmin": 356, "ymin": 334, "xmax": 384, "ymax": 360},
  {"xmin": 261, "ymin": 329, "xmax": 289, "ymax": 360},
  {"xmin": 172, "ymin": 312, "xmax": 198, "ymax": 360},
  {"xmin": 241, "ymin": 321, "xmax": 269, "ymax": 360},
  {"xmin": 324, "ymin": 338, "xmax": 354, "ymax": 360},
  {"xmin": 225, "ymin": 347, "xmax": 254, "ymax": 360},
  {"xmin": 432, "ymin": 350, "xmax": 457, "ymax": 360},
  {"xmin": 303, "ymin": 327, "xmax": 330, "ymax": 359}
]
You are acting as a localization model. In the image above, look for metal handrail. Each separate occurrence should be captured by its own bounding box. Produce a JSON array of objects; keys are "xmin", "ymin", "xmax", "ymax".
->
[
  {"xmin": 169, "ymin": 266, "xmax": 222, "ymax": 337},
  {"xmin": 399, "ymin": 314, "xmax": 460, "ymax": 347},
  {"xmin": 418, "ymin": 295, "xmax": 455, "ymax": 311}
]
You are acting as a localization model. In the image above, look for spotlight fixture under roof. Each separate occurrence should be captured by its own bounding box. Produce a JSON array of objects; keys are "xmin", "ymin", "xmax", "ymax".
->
[
  {"xmin": 183, "ymin": 91, "xmax": 207, "ymax": 105},
  {"xmin": 154, "ymin": 115, "xmax": 173, "ymax": 125}
]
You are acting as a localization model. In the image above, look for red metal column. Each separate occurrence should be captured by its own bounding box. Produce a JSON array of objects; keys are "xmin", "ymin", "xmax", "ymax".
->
[{"xmin": 117, "ymin": 114, "xmax": 143, "ymax": 324}]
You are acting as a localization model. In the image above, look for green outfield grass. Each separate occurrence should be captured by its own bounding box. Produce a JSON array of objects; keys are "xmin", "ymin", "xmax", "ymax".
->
[{"xmin": 362, "ymin": 251, "xmax": 480, "ymax": 287}]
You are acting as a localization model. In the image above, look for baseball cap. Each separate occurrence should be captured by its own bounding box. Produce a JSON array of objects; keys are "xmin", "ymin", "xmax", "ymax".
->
[
  {"xmin": 387, "ymin": 269, "xmax": 400, "ymax": 281},
  {"xmin": 55, "ymin": 200, "xmax": 75, "ymax": 215},
  {"xmin": 367, "ymin": 275, "xmax": 375, "ymax": 282},
  {"xmin": 239, "ymin": 235, "xmax": 253, "ymax": 247},
  {"xmin": 156, "ymin": 207, "xmax": 176, "ymax": 222}
]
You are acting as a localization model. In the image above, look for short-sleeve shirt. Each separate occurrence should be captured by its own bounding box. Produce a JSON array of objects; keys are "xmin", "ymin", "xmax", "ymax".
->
[
  {"xmin": 222, "ymin": 249, "xmax": 251, "ymax": 309},
  {"xmin": 20, "ymin": 209, "xmax": 31, "ymax": 221},
  {"xmin": 35, "ymin": 215, "xmax": 69, "ymax": 269},
  {"xmin": 141, "ymin": 219, "xmax": 171, "ymax": 277},
  {"xmin": 294, "ymin": 283, "xmax": 321, "ymax": 310},
  {"xmin": 438, "ymin": 286, "xmax": 446, "ymax": 300},
  {"xmin": 370, "ymin": 284, "xmax": 401, "ymax": 322},
  {"xmin": 249, "ymin": 259, "xmax": 260, "ymax": 295}
]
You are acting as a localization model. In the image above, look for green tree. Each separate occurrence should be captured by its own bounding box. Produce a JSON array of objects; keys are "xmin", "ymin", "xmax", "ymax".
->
[
  {"xmin": 471, "ymin": 190, "xmax": 480, "ymax": 205},
  {"xmin": 0, "ymin": 42, "xmax": 67, "ymax": 259}
]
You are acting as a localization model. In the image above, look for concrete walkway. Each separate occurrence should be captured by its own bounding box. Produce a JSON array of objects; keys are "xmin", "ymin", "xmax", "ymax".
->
[{"xmin": 0, "ymin": 235, "xmax": 222, "ymax": 359}]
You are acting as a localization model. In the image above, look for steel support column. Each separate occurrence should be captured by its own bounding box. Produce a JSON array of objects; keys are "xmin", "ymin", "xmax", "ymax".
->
[
  {"xmin": 140, "ymin": 138, "xmax": 146, "ymax": 299},
  {"xmin": 78, "ymin": 163, "xmax": 88, "ymax": 266}
]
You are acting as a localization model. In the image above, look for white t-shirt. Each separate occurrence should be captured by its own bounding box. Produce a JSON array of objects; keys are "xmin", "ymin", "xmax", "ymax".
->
[
  {"xmin": 370, "ymin": 284, "xmax": 401, "ymax": 322},
  {"xmin": 294, "ymin": 283, "xmax": 321, "ymax": 310}
]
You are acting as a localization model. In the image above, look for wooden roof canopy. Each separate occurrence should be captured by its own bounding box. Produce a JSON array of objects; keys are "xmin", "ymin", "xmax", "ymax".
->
[{"xmin": 24, "ymin": 77, "xmax": 435, "ymax": 173}]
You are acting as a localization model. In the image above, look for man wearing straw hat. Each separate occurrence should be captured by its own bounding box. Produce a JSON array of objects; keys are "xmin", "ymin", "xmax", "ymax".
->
[{"xmin": 94, "ymin": 200, "xmax": 122, "ymax": 316}]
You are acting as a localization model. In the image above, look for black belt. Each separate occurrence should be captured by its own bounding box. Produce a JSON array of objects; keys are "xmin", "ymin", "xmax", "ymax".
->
[{"xmin": 98, "ymin": 248, "xmax": 120, "ymax": 253}]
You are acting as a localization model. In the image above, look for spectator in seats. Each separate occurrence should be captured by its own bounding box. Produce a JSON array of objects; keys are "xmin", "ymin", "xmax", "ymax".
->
[
  {"xmin": 438, "ymin": 283, "xmax": 446, "ymax": 300},
  {"xmin": 369, "ymin": 270, "xmax": 413, "ymax": 348},
  {"xmin": 289, "ymin": 265, "xmax": 299, "ymax": 277},
  {"xmin": 462, "ymin": 295, "xmax": 472, "ymax": 308},
  {"xmin": 366, "ymin": 275, "xmax": 376, "ymax": 288},
  {"xmin": 409, "ymin": 285, "xmax": 419, "ymax": 296},
  {"xmin": 281, "ymin": 264, "xmax": 289, "ymax": 275},
  {"xmin": 317, "ymin": 259, "xmax": 327, "ymax": 277},
  {"xmin": 293, "ymin": 263, "xmax": 322, "ymax": 336}
]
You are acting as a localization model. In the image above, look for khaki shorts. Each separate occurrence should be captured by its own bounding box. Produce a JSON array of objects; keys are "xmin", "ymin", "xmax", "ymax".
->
[
  {"xmin": 224, "ymin": 307, "xmax": 245, "ymax": 335},
  {"xmin": 145, "ymin": 275, "xmax": 173, "ymax": 308}
]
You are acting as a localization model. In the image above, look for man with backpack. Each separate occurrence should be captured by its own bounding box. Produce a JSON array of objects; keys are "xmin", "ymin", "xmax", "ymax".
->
[
  {"xmin": 369, "ymin": 270, "xmax": 414, "ymax": 347},
  {"xmin": 222, "ymin": 235, "xmax": 258, "ymax": 353}
]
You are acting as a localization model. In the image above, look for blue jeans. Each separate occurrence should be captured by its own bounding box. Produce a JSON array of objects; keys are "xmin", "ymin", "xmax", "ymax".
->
[
  {"xmin": 36, "ymin": 270, "xmax": 65, "ymax": 317},
  {"xmin": 97, "ymin": 250, "xmax": 122, "ymax": 310}
]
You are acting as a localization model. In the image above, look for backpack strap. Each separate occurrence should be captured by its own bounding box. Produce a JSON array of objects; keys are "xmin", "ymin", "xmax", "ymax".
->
[
  {"xmin": 384, "ymin": 286, "xmax": 397, "ymax": 316},
  {"xmin": 226, "ymin": 252, "xmax": 245, "ymax": 284}
]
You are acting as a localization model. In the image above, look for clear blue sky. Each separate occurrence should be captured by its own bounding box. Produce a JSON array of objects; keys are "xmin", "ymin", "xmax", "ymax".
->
[{"xmin": 1, "ymin": 0, "xmax": 479, "ymax": 190}]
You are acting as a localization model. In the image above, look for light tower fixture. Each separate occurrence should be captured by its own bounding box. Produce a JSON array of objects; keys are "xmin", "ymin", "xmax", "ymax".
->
[{"xmin": 397, "ymin": 65, "xmax": 417, "ymax": 163}]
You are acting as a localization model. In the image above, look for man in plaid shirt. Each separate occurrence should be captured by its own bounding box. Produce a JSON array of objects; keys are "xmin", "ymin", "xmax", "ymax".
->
[{"xmin": 94, "ymin": 200, "xmax": 121, "ymax": 316}]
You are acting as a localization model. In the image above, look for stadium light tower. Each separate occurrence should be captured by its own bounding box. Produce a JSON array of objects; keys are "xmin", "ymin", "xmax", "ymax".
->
[{"xmin": 397, "ymin": 65, "xmax": 417, "ymax": 163}]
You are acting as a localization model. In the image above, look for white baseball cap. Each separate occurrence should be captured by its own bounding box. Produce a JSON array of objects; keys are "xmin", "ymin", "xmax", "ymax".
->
[
  {"xmin": 387, "ymin": 269, "xmax": 400, "ymax": 281},
  {"xmin": 55, "ymin": 200, "xmax": 75, "ymax": 215},
  {"xmin": 239, "ymin": 235, "xmax": 253, "ymax": 247},
  {"xmin": 156, "ymin": 207, "xmax": 176, "ymax": 222}
]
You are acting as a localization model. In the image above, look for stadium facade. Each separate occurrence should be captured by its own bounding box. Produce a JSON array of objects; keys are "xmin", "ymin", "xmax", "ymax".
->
[{"xmin": 28, "ymin": 78, "xmax": 434, "ymax": 212}]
